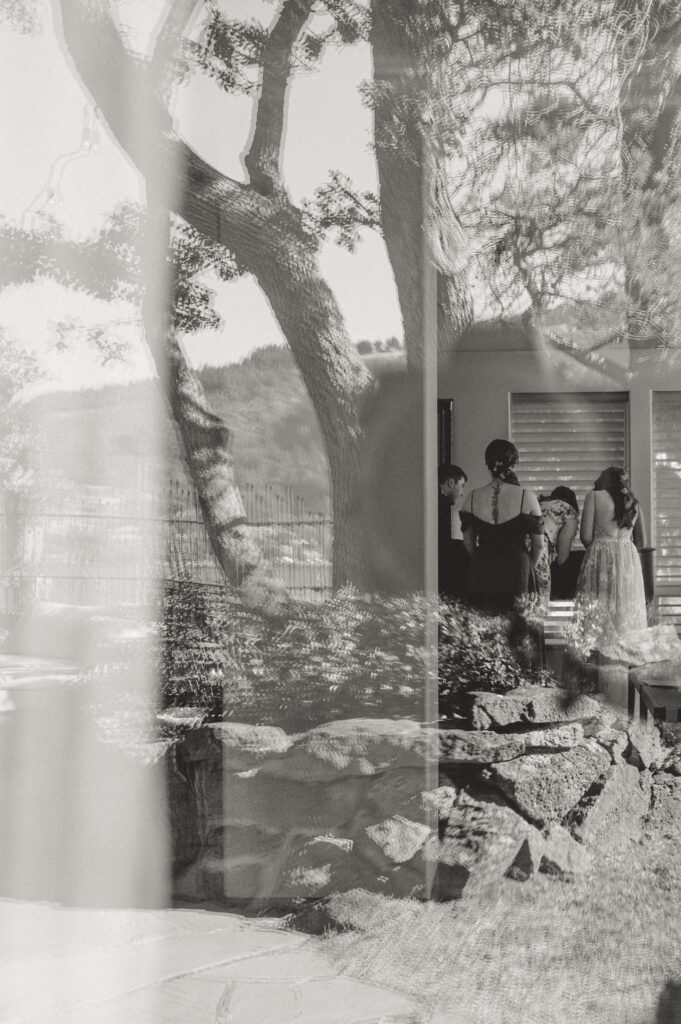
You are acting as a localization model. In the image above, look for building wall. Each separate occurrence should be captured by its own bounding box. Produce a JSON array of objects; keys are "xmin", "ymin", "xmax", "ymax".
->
[{"xmin": 438, "ymin": 331, "xmax": 681, "ymax": 548}]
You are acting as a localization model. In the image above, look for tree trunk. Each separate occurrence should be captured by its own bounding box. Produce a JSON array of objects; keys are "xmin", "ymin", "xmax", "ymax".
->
[
  {"xmin": 617, "ymin": 3, "xmax": 681, "ymax": 348},
  {"xmin": 371, "ymin": 0, "xmax": 473, "ymax": 369},
  {"xmin": 140, "ymin": 203, "xmax": 281, "ymax": 604}
]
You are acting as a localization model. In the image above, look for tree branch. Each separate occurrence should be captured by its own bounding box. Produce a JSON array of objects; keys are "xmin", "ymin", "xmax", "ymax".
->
[
  {"xmin": 244, "ymin": 0, "xmax": 315, "ymax": 194},
  {"xmin": 150, "ymin": 0, "xmax": 202, "ymax": 104}
]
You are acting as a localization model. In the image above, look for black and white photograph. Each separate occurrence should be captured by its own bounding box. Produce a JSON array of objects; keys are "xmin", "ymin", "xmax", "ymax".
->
[{"xmin": 1, "ymin": 1, "xmax": 681, "ymax": 1021}]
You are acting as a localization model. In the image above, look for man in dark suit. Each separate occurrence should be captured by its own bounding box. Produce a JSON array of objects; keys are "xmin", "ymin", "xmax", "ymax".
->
[{"xmin": 438, "ymin": 463, "xmax": 468, "ymax": 601}]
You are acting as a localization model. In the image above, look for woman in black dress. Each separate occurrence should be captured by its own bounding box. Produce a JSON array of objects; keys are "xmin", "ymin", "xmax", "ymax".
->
[{"xmin": 460, "ymin": 439, "xmax": 544, "ymax": 614}]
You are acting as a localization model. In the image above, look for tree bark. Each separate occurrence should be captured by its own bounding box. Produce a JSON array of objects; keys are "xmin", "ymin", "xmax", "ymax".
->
[
  {"xmin": 617, "ymin": 1, "xmax": 681, "ymax": 348},
  {"xmin": 371, "ymin": 0, "xmax": 473, "ymax": 370},
  {"xmin": 57, "ymin": 0, "xmax": 374, "ymax": 588},
  {"xmin": 141, "ymin": 204, "xmax": 272, "ymax": 599}
]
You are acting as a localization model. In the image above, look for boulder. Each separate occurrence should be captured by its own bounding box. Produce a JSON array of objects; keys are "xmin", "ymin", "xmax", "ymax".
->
[
  {"xmin": 484, "ymin": 740, "xmax": 611, "ymax": 827},
  {"xmin": 421, "ymin": 785, "xmax": 458, "ymax": 821},
  {"xmin": 365, "ymin": 768, "xmax": 431, "ymax": 819},
  {"xmin": 589, "ymin": 726, "xmax": 629, "ymax": 764},
  {"xmin": 626, "ymin": 720, "xmax": 665, "ymax": 770},
  {"xmin": 438, "ymin": 729, "xmax": 526, "ymax": 764},
  {"xmin": 644, "ymin": 775, "xmax": 681, "ymax": 842},
  {"xmin": 356, "ymin": 814, "xmax": 432, "ymax": 868},
  {"xmin": 565, "ymin": 763, "xmax": 649, "ymax": 849},
  {"xmin": 258, "ymin": 719, "xmax": 438, "ymax": 782},
  {"xmin": 540, "ymin": 824, "xmax": 591, "ymax": 879},
  {"xmin": 466, "ymin": 687, "xmax": 602, "ymax": 731},
  {"xmin": 419, "ymin": 785, "xmax": 540, "ymax": 889},
  {"xmin": 221, "ymin": 772, "xmax": 363, "ymax": 832},
  {"xmin": 505, "ymin": 824, "xmax": 590, "ymax": 882},
  {"xmin": 279, "ymin": 836, "xmax": 356, "ymax": 898},
  {"xmin": 524, "ymin": 723, "xmax": 584, "ymax": 751},
  {"xmin": 504, "ymin": 838, "xmax": 539, "ymax": 881},
  {"xmin": 658, "ymin": 742, "xmax": 681, "ymax": 777},
  {"xmin": 203, "ymin": 723, "xmax": 292, "ymax": 770}
]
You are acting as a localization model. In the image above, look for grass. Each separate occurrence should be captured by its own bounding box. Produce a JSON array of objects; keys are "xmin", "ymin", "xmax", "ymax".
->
[{"xmin": 320, "ymin": 832, "xmax": 681, "ymax": 1024}]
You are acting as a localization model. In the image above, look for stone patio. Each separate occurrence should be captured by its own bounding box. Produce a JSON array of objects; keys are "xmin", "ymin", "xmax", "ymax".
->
[{"xmin": 0, "ymin": 899, "xmax": 427, "ymax": 1024}]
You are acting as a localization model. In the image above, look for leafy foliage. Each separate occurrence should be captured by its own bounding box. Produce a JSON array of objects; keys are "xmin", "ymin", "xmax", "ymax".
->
[
  {"xmin": 179, "ymin": 13, "xmax": 268, "ymax": 94},
  {"xmin": 438, "ymin": 598, "xmax": 553, "ymax": 718},
  {"xmin": 0, "ymin": 204, "xmax": 241, "ymax": 339},
  {"xmin": 155, "ymin": 585, "xmax": 554, "ymax": 727},
  {"xmin": 0, "ymin": 330, "xmax": 41, "ymax": 491},
  {"xmin": 303, "ymin": 171, "xmax": 380, "ymax": 250},
  {"xmin": 0, "ymin": 0, "xmax": 42, "ymax": 34}
]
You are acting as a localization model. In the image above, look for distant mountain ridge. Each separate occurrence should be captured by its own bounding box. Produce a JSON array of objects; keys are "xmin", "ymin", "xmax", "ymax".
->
[{"xmin": 26, "ymin": 345, "xmax": 331, "ymax": 510}]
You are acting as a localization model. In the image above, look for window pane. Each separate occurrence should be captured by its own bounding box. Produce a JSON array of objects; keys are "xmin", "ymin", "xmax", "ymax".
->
[{"xmin": 510, "ymin": 392, "xmax": 629, "ymax": 522}]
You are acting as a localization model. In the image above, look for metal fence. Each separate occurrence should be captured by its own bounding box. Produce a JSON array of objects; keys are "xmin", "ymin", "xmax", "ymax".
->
[{"xmin": 0, "ymin": 481, "xmax": 332, "ymax": 615}]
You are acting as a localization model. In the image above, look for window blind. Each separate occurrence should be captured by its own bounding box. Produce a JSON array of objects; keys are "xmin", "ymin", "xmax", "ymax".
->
[
  {"xmin": 510, "ymin": 393, "xmax": 629, "ymax": 518},
  {"xmin": 653, "ymin": 392, "xmax": 681, "ymax": 599}
]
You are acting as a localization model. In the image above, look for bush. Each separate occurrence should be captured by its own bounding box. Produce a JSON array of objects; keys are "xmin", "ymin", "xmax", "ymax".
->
[
  {"xmin": 438, "ymin": 598, "xmax": 553, "ymax": 720},
  {"xmin": 155, "ymin": 584, "xmax": 555, "ymax": 728}
]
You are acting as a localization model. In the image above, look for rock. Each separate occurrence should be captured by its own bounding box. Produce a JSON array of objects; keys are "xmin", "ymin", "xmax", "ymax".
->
[
  {"xmin": 658, "ymin": 743, "xmax": 681, "ymax": 776},
  {"xmin": 420, "ymin": 785, "xmax": 540, "ymax": 889},
  {"xmin": 644, "ymin": 775, "xmax": 681, "ymax": 842},
  {"xmin": 279, "ymin": 837, "xmax": 356, "ymax": 898},
  {"xmin": 524, "ymin": 723, "xmax": 584, "ymax": 751},
  {"xmin": 357, "ymin": 815, "xmax": 432, "ymax": 868},
  {"xmin": 484, "ymin": 740, "xmax": 611, "ymax": 827},
  {"xmin": 505, "ymin": 838, "xmax": 538, "ymax": 881},
  {"xmin": 429, "ymin": 861, "xmax": 471, "ymax": 901},
  {"xmin": 365, "ymin": 768, "xmax": 430, "ymax": 819},
  {"xmin": 365, "ymin": 772, "xmax": 455, "ymax": 826},
  {"xmin": 420, "ymin": 786, "xmax": 458, "ymax": 821},
  {"xmin": 368, "ymin": 862, "xmax": 428, "ymax": 900},
  {"xmin": 205, "ymin": 723, "xmax": 292, "ymax": 769},
  {"xmin": 661, "ymin": 722, "xmax": 681, "ymax": 746},
  {"xmin": 566, "ymin": 763, "xmax": 649, "ymax": 850},
  {"xmin": 626, "ymin": 720, "xmax": 665, "ymax": 769},
  {"xmin": 591, "ymin": 727, "xmax": 629, "ymax": 764},
  {"xmin": 540, "ymin": 824, "xmax": 591, "ymax": 879},
  {"xmin": 466, "ymin": 687, "xmax": 602, "ymax": 731},
  {"xmin": 258, "ymin": 719, "xmax": 439, "ymax": 782},
  {"xmin": 221, "ymin": 772, "xmax": 363, "ymax": 832},
  {"xmin": 438, "ymin": 729, "xmax": 526, "ymax": 763}
]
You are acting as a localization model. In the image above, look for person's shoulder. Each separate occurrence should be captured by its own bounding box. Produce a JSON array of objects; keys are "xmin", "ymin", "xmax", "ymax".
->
[{"xmin": 521, "ymin": 487, "xmax": 541, "ymax": 510}]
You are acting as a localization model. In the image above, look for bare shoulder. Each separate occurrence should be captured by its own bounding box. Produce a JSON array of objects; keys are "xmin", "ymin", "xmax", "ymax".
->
[{"xmin": 522, "ymin": 487, "xmax": 542, "ymax": 515}]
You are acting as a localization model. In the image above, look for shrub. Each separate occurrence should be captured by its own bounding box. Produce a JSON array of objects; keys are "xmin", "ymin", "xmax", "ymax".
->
[
  {"xmin": 154, "ymin": 584, "xmax": 554, "ymax": 728},
  {"xmin": 438, "ymin": 598, "xmax": 553, "ymax": 719}
]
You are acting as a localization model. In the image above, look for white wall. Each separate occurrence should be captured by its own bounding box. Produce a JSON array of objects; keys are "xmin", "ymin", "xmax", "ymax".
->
[{"xmin": 438, "ymin": 333, "xmax": 681, "ymax": 548}]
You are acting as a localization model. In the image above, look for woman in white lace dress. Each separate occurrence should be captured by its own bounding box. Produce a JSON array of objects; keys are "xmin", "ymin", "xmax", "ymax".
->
[{"xmin": 575, "ymin": 467, "xmax": 647, "ymax": 648}]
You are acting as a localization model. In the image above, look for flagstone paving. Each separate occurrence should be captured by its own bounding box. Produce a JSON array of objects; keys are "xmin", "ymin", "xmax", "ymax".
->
[{"xmin": 0, "ymin": 900, "xmax": 426, "ymax": 1023}]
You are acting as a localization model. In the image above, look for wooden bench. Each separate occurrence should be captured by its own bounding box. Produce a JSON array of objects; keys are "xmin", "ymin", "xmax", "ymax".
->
[{"xmin": 639, "ymin": 683, "xmax": 681, "ymax": 723}]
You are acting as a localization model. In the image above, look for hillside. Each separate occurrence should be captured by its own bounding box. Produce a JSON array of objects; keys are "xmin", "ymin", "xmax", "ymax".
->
[{"xmin": 26, "ymin": 346, "xmax": 331, "ymax": 511}]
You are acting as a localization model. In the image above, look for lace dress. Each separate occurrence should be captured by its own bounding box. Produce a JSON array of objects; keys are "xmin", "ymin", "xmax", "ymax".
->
[
  {"xmin": 460, "ymin": 490, "xmax": 544, "ymax": 615},
  {"xmin": 575, "ymin": 521, "xmax": 647, "ymax": 649},
  {"xmin": 535, "ymin": 499, "xmax": 579, "ymax": 603}
]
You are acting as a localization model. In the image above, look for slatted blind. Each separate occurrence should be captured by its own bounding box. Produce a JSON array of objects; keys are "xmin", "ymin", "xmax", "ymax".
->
[
  {"xmin": 653, "ymin": 393, "xmax": 681, "ymax": 599},
  {"xmin": 510, "ymin": 393, "xmax": 629, "ymax": 519}
]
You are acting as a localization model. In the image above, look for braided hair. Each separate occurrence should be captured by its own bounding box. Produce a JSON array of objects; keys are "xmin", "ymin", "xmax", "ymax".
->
[
  {"xmin": 594, "ymin": 467, "xmax": 638, "ymax": 529},
  {"xmin": 484, "ymin": 439, "xmax": 519, "ymax": 486}
]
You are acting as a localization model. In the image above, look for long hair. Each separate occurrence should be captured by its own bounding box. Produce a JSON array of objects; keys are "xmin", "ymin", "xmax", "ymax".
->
[
  {"xmin": 484, "ymin": 439, "xmax": 519, "ymax": 485},
  {"xmin": 594, "ymin": 466, "xmax": 638, "ymax": 528},
  {"xmin": 539, "ymin": 485, "xmax": 579, "ymax": 514}
]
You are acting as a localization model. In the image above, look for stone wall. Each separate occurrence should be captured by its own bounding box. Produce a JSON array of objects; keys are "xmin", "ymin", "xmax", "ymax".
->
[{"xmin": 165, "ymin": 686, "xmax": 674, "ymax": 907}]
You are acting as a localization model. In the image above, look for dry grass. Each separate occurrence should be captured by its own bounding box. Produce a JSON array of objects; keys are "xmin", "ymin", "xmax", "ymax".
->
[{"xmin": 322, "ymin": 834, "xmax": 681, "ymax": 1024}]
